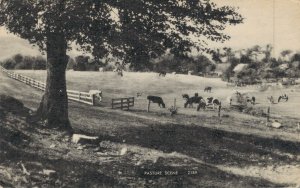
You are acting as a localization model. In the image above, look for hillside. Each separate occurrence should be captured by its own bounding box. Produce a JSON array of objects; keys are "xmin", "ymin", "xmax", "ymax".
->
[{"xmin": 1, "ymin": 70, "xmax": 300, "ymax": 187}]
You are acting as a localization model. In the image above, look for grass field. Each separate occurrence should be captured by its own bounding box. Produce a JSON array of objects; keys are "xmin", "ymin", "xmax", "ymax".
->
[
  {"xmin": 1, "ymin": 70, "xmax": 300, "ymax": 187},
  {"xmin": 15, "ymin": 70, "xmax": 300, "ymax": 119}
]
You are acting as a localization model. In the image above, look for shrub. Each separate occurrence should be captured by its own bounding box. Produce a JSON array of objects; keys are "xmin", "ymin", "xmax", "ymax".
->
[{"xmin": 0, "ymin": 58, "xmax": 16, "ymax": 69}]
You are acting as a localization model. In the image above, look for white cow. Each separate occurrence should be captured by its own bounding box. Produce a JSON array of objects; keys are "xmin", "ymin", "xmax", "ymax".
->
[{"xmin": 89, "ymin": 90, "xmax": 102, "ymax": 103}]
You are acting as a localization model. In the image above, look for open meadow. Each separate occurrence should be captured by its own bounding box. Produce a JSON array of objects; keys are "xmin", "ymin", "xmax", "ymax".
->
[
  {"xmin": 1, "ymin": 70, "xmax": 300, "ymax": 187},
  {"xmin": 15, "ymin": 70, "xmax": 300, "ymax": 119}
]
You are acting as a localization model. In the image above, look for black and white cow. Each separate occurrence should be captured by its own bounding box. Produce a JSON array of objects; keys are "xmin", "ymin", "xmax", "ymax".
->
[
  {"xmin": 196, "ymin": 98, "xmax": 207, "ymax": 111},
  {"xmin": 278, "ymin": 94, "xmax": 288, "ymax": 102},
  {"xmin": 89, "ymin": 90, "xmax": 102, "ymax": 104},
  {"xmin": 206, "ymin": 97, "xmax": 221, "ymax": 109},
  {"xmin": 246, "ymin": 96, "xmax": 256, "ymax": 105}
]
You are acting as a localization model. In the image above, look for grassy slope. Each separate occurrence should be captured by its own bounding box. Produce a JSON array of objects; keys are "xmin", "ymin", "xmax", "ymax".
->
[
  {"xmin": 15, "ymin": 70, "xmax": 300, "ymax": 119},
  {"xmin": 1, "ymin": 70, "xmax": 300, "ymax": 187}
]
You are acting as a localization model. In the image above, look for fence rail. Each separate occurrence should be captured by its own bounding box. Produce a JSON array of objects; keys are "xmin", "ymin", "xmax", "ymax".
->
[
  {"xmin": 0, "ymin": 66, "xmax": 95, "ymax": 105},
  {"xmin": 112, "ymin": 97, "xmax": 134, "ymax": 110}
]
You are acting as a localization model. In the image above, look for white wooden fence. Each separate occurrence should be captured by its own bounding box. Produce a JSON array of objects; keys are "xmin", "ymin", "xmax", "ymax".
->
[{"xmin": 0, "ymin": 66, "xmax": 95, "ymax": 105}]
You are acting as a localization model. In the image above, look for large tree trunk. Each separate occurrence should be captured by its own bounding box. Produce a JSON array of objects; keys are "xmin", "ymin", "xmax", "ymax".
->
[{"xmin": 37, "ymin": 32, "xmax": 73, "ymax": 133}]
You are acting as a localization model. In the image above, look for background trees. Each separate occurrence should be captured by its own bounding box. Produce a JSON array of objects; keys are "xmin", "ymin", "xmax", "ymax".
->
[{"xmin": 0, "ymin": 54, "xmax": 46, "ymax": 70}]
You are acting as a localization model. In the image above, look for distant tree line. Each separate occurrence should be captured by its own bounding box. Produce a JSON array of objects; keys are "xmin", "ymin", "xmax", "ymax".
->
[
  {"xmin": 68, "ymin": 54, "xmax": 216, "ymax": 74},
  {"xmin": 2, "ymin": 47, "xmax": 299, "ymax": 83},
  {"xmin": 153, "ymin": 55, "xmax": 216, "ymax": 74},
  {"xmin": 0, "ymin": 54, "xmax": 47, "ymax": 70}
]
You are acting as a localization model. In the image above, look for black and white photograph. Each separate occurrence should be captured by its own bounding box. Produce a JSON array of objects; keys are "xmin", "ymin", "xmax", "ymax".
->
[{"xmin": 0, "ymin": 0, "xmax": 300, "ymax": 187}]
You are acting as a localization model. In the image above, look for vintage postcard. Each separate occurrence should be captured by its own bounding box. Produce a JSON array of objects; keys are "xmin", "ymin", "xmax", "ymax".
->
[{"xmin": 0, "ymin": 0, "xmax": 299, "ymax": 187}]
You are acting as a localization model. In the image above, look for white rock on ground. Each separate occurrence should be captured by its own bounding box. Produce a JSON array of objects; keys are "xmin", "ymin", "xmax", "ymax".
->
[
  {"xmin": 120, "ymin": 147, "xmax": 128, "ymax": 156},
  {"xmin": 42, "ymin": 169, "xmax": 56, "ymax": 176},
  {"xmin": 272, "ymin": 122, "xmax": 282, "ymax": 128},
  {"xmin": 71, "ymin": 134, "xmax": 98, "ymax": 144}
]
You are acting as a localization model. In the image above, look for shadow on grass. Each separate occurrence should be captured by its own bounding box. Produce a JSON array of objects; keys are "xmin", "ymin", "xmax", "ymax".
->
[
  {"xmin": 1, "ymin": 145, "xmax": 125, "ymax": 188},
  {"xmin": 98, "ymin": 123, "xmax": 300, "ymax": 167}
]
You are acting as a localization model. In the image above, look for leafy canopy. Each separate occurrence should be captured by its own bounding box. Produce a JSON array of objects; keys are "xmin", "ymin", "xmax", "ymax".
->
[{"xmin": 0, "ymin": 0, "xmax": 243, "ymax": 61}]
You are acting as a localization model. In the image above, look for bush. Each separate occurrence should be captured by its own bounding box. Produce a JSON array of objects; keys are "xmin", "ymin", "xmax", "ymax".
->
[
  {"xmin": 0, "ymin": 59, "xmax": 16, "ymax": 69},
  {"xmin": 0, "ymin": 54, "xmax": 47, "ymax": 70}
]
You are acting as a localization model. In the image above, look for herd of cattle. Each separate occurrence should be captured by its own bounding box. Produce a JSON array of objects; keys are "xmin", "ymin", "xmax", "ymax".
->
[
  {"xmin": 146, "ymin": 86, "xmax": 222, "ymax": 112},
  {"xmin": 88, "ymin": 71, "xmax": 290, "ymax": 114},
  {"xmin": 145, "ymin": 87, "xmax": 289, "ymax": 114}
]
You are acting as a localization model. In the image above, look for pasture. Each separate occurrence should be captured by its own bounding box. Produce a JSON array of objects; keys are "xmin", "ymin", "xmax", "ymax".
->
[
  {"xmin": 1, "ymin": 70, "xmax": 300, "ymax": 187},
  {"xmin": 15, "ymin": 70, "xmax": 300, "ymax": 119}
]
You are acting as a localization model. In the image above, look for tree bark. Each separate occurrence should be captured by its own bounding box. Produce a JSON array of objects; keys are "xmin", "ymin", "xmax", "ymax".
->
[{"xmin": 37, "ymin": 32, "xmax": 73, "ymax": 133}]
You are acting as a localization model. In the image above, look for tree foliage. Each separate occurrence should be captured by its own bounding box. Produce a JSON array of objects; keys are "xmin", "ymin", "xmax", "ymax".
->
[{"xmin": 0, "ymin": 0, "xmax": 243, "ymax": 62}]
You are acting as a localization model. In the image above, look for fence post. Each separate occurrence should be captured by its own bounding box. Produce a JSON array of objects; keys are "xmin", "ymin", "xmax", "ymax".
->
[
  {"xmin": 147, "ymin": 100, "xmax": 150, "ymax": 112},
  {"xmin": 218, "ymin": 103, "xmax": 222, "ymax": 124},
  {"xmin": 267, "ymin": 106, "xmax": 270, "ymax": 122},
  {"xmin": 112, "ymin": 99, "xmax": 114, "ymax": 109},
  {"xmin": 121, "ymin": 99, "xmax": 123, "ymax": 110},
  {"xmin": 127, "ymin": 98, "xmax": 129, "ymax": 110},
  {"xmin": 91, "ymin": 94, "xmax": 95, "ymax": 106}
]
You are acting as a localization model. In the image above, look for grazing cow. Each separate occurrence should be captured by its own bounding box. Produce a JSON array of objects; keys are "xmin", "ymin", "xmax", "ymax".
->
[
  {"xmin": 158, "ymin": 71, "xmax": 166, "ymax": 77},
  {"xmin": 197, "ymin": 98, "xmax": 207, "ymax": 111},
  {"xmin": 278, "ymin": 94, "xmax": 288, "ymax": 103},
  {"xmin": 147, "ymin": 96, "xmax": 165, "ymax": 108},
  {"xmin": 89, "ymin": 90, "xmax": 102, "ymax": 103},
  {"xmin": 246, "ymin": 96, "xmax": 256, "ymax": 105},
  {"xmin": 136, "ymin": 92, "xmax": 143, "ymax": 97},
  {"xmin": 267, "ymin": 96, "xmax": 275, "ymax": 104},
  {"xmin": 206, "ymin": 97, "xmax": 221, "ymax": 109},
  {"xmin": 182, "ymin": 93, "xmax": 203, "ymax": 108},
  {"xmin": 204, "ymin": 86, "xmax": 212, "ymax": 93}
]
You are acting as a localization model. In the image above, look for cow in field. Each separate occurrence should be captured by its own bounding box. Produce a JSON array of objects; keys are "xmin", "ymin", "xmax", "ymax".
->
[
  {"xmin": 246, "ymin": 96, "xmax": 256, "ymax": 105},
  {"xmin": 267, "ymin": 96, "xmax": 275, "ymax": 104},
  {"xmin": 206, "ymin": 97, "xmax": 221, "ymax": 109},
  {"xmin": 278, "ymin": 94, "xmax": 288, "ymax": 102},
  {"xmin": 89, "ymin": 90, "xmax": 102, "ymax": 104},
  {"xmin": 204, "ymin": 86, "xmax": 212, "ymax": 93},
  {"xmin": 182, "ymin": 93, "xmax": 203, "ymax": 108},
  {"xmin": 147, "ymin": 96, "xmax": 165, "ymax": 108},
  {"xmin": 196, "ymin": 98, "xmax": 207, "ymax": 111}
]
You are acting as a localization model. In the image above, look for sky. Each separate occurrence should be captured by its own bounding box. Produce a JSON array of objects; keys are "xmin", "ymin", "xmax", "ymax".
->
[
  {"xmin": 0, "ymin": 0, "xmax": 299, "ymax": 60},
  {"xmin": 213, "ymin": 0, "xmax": 300, "ymax": 55}
]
